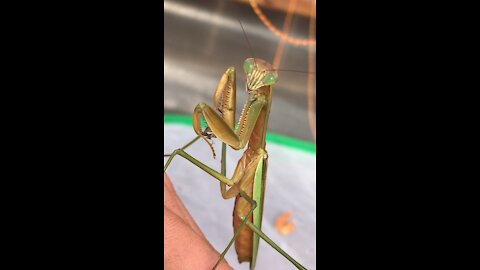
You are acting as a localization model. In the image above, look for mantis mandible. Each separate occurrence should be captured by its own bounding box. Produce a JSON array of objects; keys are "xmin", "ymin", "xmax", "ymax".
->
[{"xmin": 164, "ymin": 57, "xmax": 307, "ymax": 270}]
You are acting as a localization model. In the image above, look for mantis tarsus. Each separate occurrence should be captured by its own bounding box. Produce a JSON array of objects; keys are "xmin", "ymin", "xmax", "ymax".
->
[{"xmin": 164, "ymin": 58, "xmax": 307, "ymax": 270}]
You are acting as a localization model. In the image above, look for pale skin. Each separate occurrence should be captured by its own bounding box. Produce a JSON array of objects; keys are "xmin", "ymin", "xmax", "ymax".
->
[{"xmin": 164, "ymin": 174, "xmax": 233, "ymax": 270}]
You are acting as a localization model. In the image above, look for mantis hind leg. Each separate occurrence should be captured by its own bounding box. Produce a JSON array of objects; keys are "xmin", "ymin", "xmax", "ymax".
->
[
  {"xmin": 215, "ymin": 151, "xmax": 265, "ymax": 269},
  {"xmin": 240, "ymin": 191, "xmax": 308, "ymax": 270},
  {"xmin": 212, "ymin": 190, "xmax": 257, "ymax": 270},
  {"xmin": 164, "ymin": 148, "xmax": 234, "ymax": 186}
]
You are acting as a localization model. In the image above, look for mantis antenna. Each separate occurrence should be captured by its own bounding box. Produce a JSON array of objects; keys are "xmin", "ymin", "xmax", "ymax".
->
[{"xmin": 238, "ymin": 20, "xmax": 257, "ymax": 67}]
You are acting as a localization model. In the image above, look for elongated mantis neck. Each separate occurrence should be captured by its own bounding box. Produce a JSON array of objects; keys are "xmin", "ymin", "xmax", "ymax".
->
[{"xmin": 246, "ymin": 85, "xmax": 272, "ymax": 151}]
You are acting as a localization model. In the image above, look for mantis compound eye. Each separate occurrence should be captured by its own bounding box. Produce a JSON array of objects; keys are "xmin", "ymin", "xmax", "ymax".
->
[
  {"xmin": 243, "ymin": 58, "xmax": 255, "ymax": 74},
  {"xmin": 263, "ymin": 73, "xmax": 278, "ymax": 85}
]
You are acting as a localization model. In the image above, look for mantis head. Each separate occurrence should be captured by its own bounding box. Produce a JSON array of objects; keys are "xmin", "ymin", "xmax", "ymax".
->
[{"xmin": 243, "ymin": 58, "xmax": 278, "ymax": 91}]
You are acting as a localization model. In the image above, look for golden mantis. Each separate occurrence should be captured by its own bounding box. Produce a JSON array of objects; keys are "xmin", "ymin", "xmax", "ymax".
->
[{"xmin": 164, "ymin": 57, "xmax": 308, "ymax": 269}]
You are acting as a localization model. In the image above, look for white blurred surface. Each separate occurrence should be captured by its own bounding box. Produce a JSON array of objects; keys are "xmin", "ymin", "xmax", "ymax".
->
[{"xmin": 164, "ymin": 124, "xmax": 316, "ymax": 269}]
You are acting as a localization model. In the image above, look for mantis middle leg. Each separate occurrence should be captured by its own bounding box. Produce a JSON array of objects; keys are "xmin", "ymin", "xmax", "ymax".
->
[{"xmin": 164, "ymin": 147, "xmax": 265, "ymax": 197}]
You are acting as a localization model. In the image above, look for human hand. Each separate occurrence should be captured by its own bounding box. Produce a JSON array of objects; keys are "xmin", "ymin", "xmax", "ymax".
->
[{"xmin": 164, "ymin": 174, "xmax": 233, "ymax": 270}]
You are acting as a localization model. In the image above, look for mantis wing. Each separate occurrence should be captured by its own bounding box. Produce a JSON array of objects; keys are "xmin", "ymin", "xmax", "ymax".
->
[{"xmin": 251, "ymin": 155, "xmax": 267, "ymax": 270}]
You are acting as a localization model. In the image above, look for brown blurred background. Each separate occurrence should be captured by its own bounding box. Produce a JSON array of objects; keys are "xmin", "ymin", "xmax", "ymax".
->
[{"xmin": 164, "ymin": 0, "xmax": 316, "ymax": 142}]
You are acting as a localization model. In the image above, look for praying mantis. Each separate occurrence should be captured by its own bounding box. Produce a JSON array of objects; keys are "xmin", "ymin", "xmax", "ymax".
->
[{"xmin": 164, "ymin": 57, "xmax": 308, "ymax": 270}]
